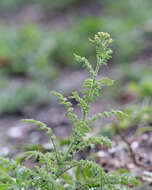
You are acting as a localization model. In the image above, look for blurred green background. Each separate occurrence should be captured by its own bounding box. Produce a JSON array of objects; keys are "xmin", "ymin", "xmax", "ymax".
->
[{"xmin": 0, "ymin": 0, "xmax": 152, "ymax": 115}]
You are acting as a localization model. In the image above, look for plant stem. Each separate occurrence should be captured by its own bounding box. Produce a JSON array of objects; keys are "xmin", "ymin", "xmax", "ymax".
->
[
  {"xmin": 62, "ymin": 141, "xmax": 74, "ymax": 162},
  {"xmin": 50, "ymin": 136, "xmax": 60, "ymax": 166},
  {"xmin": 56, "ymin": 164, "xmax": 78, "ymax": 179}
]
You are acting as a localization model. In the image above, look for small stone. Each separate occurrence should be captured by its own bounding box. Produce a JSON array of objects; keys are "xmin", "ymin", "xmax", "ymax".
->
[
  {"xmin": 142, "ymin": 134, "xmax": 148, "ymax": 140},
  {"xmin": 0, "ymin": 147, "xmax": 10, "ymax": 156},
  {"xmin": 131, "ymin": 141, "xmax": 139, "ymax": 150},
  {"xmin": 97, "ymin": 150, "xmax": 108, "ymax": 158},
  {"xmin": 7, "ymin": 126, "xmax": 23, "ymax": 139},
  {"xmin": 43, "ymin": 143, "xmax": 53, "ymax": 150}
]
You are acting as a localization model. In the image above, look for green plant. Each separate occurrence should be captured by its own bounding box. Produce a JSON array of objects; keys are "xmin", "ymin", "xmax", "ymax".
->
[{"xmin": 0, "ymin": 32, "xmax": 139, "ymax": 189}]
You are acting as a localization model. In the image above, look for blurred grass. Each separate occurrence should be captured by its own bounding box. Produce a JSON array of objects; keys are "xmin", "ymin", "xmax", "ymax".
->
[
  {"xmin": 0, "ymin": 0, "xmax": 32, "ymax": 12},
  {"xmin": 0, "ymin": 0, "xmax": 95, "ymax": 12},
  {"xmin": 0, "ymin": 24, "xmax": 57, "ymax": 115},
  {"xmin": 50, "ymin": 0, "xmax": 152, "ymax": 68},
  {"xmin": 0, "ymin": 0, "xmax": 152, "ymax": 115},
  {"xmin": 0, "ymin": 24, "xmax": 56, "ymax": 79},
  {"xmin": 127, "ymin": 67, "xmax": 152, "ymax": 99}
]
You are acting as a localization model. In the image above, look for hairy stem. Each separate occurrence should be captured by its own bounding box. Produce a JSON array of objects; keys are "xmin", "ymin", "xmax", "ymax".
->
[
  {"xmin": 50, "ymin": 136, "xmax": 60, "ymax": 166},
  {"xmin": 56, "ymin": 164, "xmax": 78, "ymax": 179},
  {"xmin": 87, "ymin": 77, "xmax": 96, "ymax": 105}
]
